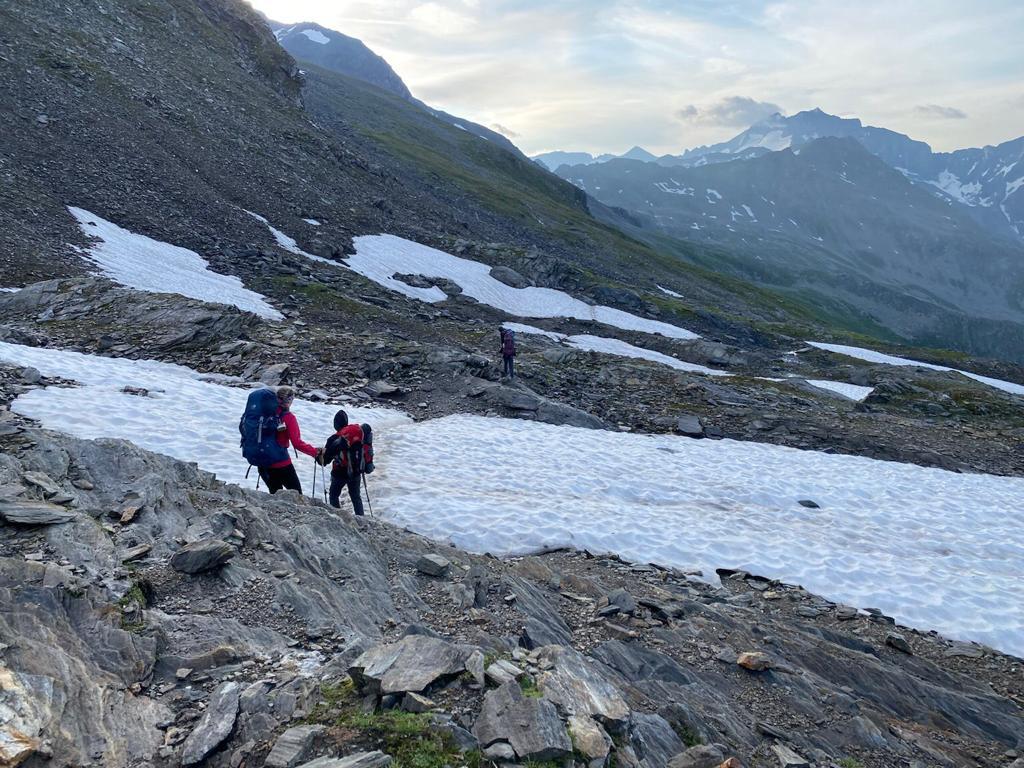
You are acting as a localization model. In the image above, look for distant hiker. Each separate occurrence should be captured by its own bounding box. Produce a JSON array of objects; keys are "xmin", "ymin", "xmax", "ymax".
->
[
  {"xmin": 239, "ymin": 385, "xmax": 320, "ymax": 494},
  {"xmin": 320, "ymin": 409, "xmax": 375, "ymax": 515},
  {"xmin": 499, "ymin": 327, "xmax": 516, "ymax": 379}
]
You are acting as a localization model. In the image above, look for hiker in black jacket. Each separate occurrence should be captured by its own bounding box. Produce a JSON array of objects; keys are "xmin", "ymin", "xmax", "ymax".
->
[{"xmin": 319, "ymin": 409, "xmax": 366, "ymax": 515}]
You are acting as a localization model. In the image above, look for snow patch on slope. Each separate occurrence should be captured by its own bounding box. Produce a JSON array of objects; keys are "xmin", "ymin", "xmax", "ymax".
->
[
  {"xmin": 244, "ymin": 210, "xmax": 336, "ymax": 265},
  {"xmin": 346, "ymin": 234, "xmax": 699, "ymax": 339},
  {"xmin": 503, "ymin": 323, "xmax": 728, "ymax": 376},
  {"xmin": 67, "ymin": 207, "xmax": 283, "ymax": 320},
  {"xmin": 809, "ymin": 342, "xmax": 1024, "ymax": 396},
  {"xmin": 300, "ymin": 28, "xmax": 330, "ymax": 44}
]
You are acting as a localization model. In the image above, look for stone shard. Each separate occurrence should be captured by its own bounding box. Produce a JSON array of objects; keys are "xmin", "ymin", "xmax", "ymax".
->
[
  {"xmin": 264, "ymin": 724, "xmax": 326, "ymax": 768},
  {"xmin": 535, "ymin": 646, "xmax": 630, "ymax": 732},
  {"xmin": 885, "ymin": 632, "xmax": 913, "ymax": 655},
  {"xmin": 0, "ymin": 500, "xmax": 75, "ymax": 526},
  {"xmin": 675, "ymin": 414, "xmax": 705, "ymax": 438},
  {"xmin": 170, "ymin": 539, "xmax": 236, "ymax": 574},
  {"xmin": 181, "ymin": 681, "xmax": 241, "ymax": 765},
  {"xmin": 472, "ymin": 680, "xmax": 572, "ymax": 761},
  {"xmin": 349, "ymin": 635, "xmax": 471, "ymax": 695},
  {"xmin": 485, "ymin": 659, "xmax": 525, "ymax": 687},
  {"xmin": 298, "ymin": 752, "xmax": 392, "ymax": 768}
]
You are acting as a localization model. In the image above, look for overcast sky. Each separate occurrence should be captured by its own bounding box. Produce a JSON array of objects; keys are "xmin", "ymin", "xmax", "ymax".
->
[{"xmin": 248, "ymin": 0, "xmax": 1024, "ymax": 156}]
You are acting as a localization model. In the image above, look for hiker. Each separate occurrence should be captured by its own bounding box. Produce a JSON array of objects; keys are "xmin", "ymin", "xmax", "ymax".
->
[
  {"xmin": 319, "ymin": 409, "xmax": 374, "ymax": 515},
  {"xmin": 499, "ymin": 326, "xmax": 516, "ymax": 379},
  {"xmin": 239, "ymin": 385, "xmax": 321, "ymax": 494}
]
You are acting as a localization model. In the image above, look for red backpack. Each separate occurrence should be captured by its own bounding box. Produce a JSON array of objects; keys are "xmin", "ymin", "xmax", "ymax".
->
[{"xmin": 501, "ymin": 329, "xmax": 516, "ymax": 356}]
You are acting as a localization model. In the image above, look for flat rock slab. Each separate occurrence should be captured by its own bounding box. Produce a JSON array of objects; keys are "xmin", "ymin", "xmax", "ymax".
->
[
  {"xmin": 770, "ymin": 743, "xmax": 810, "ymax": 767},
  {"xmin": 298, "ymin": 752, "xmax": 392, "ymax": 768},
  {"xmin": 265, "ymin": 724, "xmax": 326, "ymax": 767},
  {"xmin": 181, "ymin": 681, "xmax": 240, "ymax": 765},
  {"xmin": 350, "ymin": 635, "xmax": 471, "ymax": 695},
  {"xmin": 668, "ymin": 744, "xmax": 726, "ymax": 768},
  {"xmin": 170, "ymin": 539, "xmax": 235, "ymax": 574},
  {"xmin": 0, "ymin": 499, "xmax": 75, "ymax": 526},
  {"xmin": 535, "ymin": 646, "xmax": 630, "ymax": 732},
  {"xmin": 473, "ymin": 680, "xmax": 572, "ymax": 761},
  {"xmin": 416, "ymin": 554, "xmax": 451, "ymax": 577}
]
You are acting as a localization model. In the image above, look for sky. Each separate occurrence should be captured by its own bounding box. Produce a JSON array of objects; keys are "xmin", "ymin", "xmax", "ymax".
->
[{"xmin": 248, "ymin": 0, "xmax": 1024, "ymax": 156}]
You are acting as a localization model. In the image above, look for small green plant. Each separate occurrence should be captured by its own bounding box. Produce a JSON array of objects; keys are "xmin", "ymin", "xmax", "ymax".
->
[
  {"xmin": 672, "ymin": 723, "xmax": 702, "ymax": 748},
  {"xmin": 518, "ymin": 677, "xmax": 543, "ymax": 698},
  {"xmin": 838, "ymin": 758, "xmax": 865, "ymax": 768},
  {"xmin": 117, "ymin": 582, "xmax": 147, "ymax": 631}
]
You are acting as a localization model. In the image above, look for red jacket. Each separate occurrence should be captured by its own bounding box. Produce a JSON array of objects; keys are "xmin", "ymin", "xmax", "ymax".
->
[{"xmin": 271, "ymin": 409, "xmax": 318, "ymax": 468}]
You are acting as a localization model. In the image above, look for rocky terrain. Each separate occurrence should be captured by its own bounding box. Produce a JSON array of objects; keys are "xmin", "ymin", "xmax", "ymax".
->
[{"xmin": 1, "ymin": 1, "xmax": 1023, "ymax": 767}]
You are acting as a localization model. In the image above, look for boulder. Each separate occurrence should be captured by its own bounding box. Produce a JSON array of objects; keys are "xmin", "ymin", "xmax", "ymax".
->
[
  {"xmin": 170, "ymin": 539, "xmax": 235, "ymax": 574},
  {"xmin": 770, "ymin": 744, "xmax": 809, "ymax": 767},
  {"xmin": 668, "ymin": 744, "xmax": 726, "ymax": 768},
  {"xmin": 568, "ymin": 714, "xmax": 612, "ymax": 766},
  {"xmin": 298, "ymin": 753, "xmax": 392, "ymax": 768},
  {"xmin": 535, "ymin": 646, "xmax": 630, "ymax": 732},
  {"xmin": 490, "ymin": 265, "xmax": 530, "ymax": 288},
  {"xmin": 265, "ymin": 725, "xmax": 326, "ymax": 768},
  {"xmin": 629, "ymin": 712, "xmax": 685, "ymax": 768},
  {"xmin": 674, "ymin": 414, "xmax": 704, "ymax": 438},
  {"xmin": 259, "ymin": 363, "xmax": 290, "ymax": 386},
  {"xmin": 736, "ymin": 652, "xmax": 772, "ymax": 672},
  {"xmin": 181, "ymin": 682, "xmax": 241, "ymax": 765},
  {"xmin": 349, "ymin": 635, "xmax": 472, "ymax": 695},
  {"xmin": 472, "ymin": 680, "xmax": 572, "ymax": 761},
  {"xmin": 416, "ymin": 554, "xmax": 451, "ymax": 577},
  {"xmin": 0, "ymin": 500, "xmax": 75, "ymax": 526}
]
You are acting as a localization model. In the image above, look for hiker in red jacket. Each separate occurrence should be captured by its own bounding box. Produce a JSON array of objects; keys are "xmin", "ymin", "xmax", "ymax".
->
[
  {"xmin": 259, "ymin": 385, "xmax": 321, "ymax": 494},
  {"xmin": 320, "ymin": 409, "xmax": 368, "ymax": 515}
]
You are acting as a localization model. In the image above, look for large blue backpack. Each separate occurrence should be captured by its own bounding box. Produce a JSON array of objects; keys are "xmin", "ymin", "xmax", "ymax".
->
[{"xmin": 239, "ymin": 388, "xmax": 289, "ymax": 467}]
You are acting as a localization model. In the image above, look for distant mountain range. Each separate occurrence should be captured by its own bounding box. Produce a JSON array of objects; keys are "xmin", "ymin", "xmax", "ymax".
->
[
  {"xmin": 537, "ymin": 108, "xmax": 1024, "ymax": 242},
  {"xmin": 268, "ymin": 20, "xmax": 524, "ymax": 156},
  {"xmin": 549, "ymin": 112, "xmax": 1024, "ymax": 360}
]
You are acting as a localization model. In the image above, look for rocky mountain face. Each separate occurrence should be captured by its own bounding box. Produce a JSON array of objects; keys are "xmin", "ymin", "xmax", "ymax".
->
[
  {"xmin": 269, "ymin": 21, "xmax": 413, "ymax": 100},
  {"xmin": 267, "ymin": 19, "xmax": 523, "ymax": 156},
  {"xmin": 555, "ymin": 137, "xmax": 1024, "ymax": 362}
]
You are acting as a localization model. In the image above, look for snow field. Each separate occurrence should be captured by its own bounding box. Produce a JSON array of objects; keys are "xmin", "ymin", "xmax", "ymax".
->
[
  {"xmin": 0, "ymin": 342, "xmax": 409, "ymax": 489},
  {"xmin": 804, "ymin": 380, "xmax": 874, "ymax": 401},
  {"xmin": 346, "ymin": 235, "xmax": 700, "ymax": 340},
  {"xmin": 379, "ymin": 414, "xmax": 1024, "ymax": 656},
  {"xmin": 809, "ymin": 342, "xmax": 1024, "ymax": 397},
  {"xmin": 503, "ymin": 323, "xmax": 730, "ymax": 377},
  {"xmin": 67, "ymin": 207, "xmax": 283, "ymax": 320},
  {"xmin": 1, "ymin": 342, "xmax": 1022, "ymax": 655}
]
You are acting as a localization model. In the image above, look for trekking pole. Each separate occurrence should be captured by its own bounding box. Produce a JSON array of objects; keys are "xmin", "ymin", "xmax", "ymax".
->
[
  {"xmin": 362, "ymin": 473, "xmax": 374, "ymax": 517},
  {"xmin": 311, "ymin": 456, "xmax": 317, "ymax": 499},
  {"xmin": 320, "ymin": 463, "xmax": 328, "ymax": 504}
]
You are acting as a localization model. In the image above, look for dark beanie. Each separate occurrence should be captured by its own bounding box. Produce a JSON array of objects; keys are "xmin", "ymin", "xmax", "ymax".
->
[{"xmin": 333, "ymin": 410, "xmax": 349, "ymax": 430}]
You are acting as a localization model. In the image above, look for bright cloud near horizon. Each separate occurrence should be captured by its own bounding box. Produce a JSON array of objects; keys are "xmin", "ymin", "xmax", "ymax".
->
[{"xmin": 248, "ymin": 0, "xmax": 1024, "ymax": 156}]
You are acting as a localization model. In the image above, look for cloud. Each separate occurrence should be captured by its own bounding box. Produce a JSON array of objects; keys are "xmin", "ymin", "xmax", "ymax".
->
[
  {"xmin": 914, "ymin": 104, "xmax": 967, "ymax": 119},
  {"xmin": 676, "ymin": 96, "xmax": 783, "ymax": 127},
  {"xmin": 490, "ymin": 123, "xmax": 520, "ymax": 138}
]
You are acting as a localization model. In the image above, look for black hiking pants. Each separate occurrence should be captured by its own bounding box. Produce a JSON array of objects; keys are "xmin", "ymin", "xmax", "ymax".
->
[
  {"xmin": 330, "ymin": 470, "xmax": 364, "ymax": 516},
  {"xmin": 258, "ymin": 464, "xmax": 302, "ymax": 494},
  {"xmin": 502, "ymin": 354, "xmax": 515, "ymax": 378}
]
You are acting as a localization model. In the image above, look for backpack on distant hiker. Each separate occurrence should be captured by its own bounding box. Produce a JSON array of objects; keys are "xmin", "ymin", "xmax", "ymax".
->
[
  {"xmin": 239, "ymin": 388, "xmax": 289, "ymax": 468},
  {"xmin": 501, "ymin": 328, "xmax": 516, "ymax": 356},
  {"xmin": 334, "ymin": 423, "xmax": 375, "ymax": 479}
]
